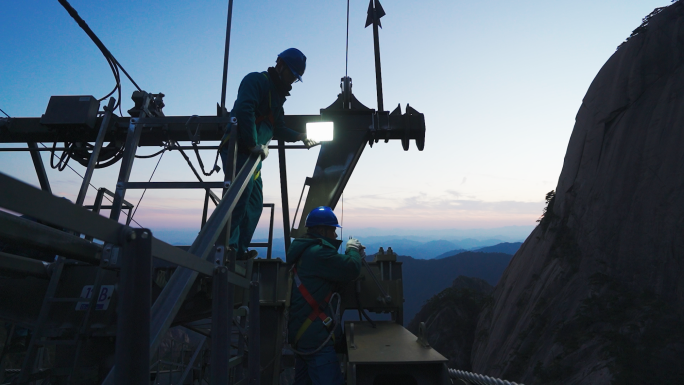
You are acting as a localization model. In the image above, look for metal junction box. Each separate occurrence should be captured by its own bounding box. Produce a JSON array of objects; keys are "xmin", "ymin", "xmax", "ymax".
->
[{"xmin": 40, "ymin": 95, "xmax": 100, "ymax": 129}]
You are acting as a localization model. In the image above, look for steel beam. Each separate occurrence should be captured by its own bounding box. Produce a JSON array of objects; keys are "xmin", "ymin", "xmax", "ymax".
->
[
  {"xmin": 27, "ymin": 142, "xmax": 51, "ymax": 193},
  {"xmin": 110, "ymin": 116, "xmax": 144, "ymax": 222},
  {"xmin": 0, "ymin": 115, "xmax": 315, "ymax": 145},
  {"xmin": 122, "ymin": 181, "xmax": 227, "ymax": 189},
  {"xmin": 0, "ymin": 210, "xmax": 102, "ymax": 264},
  {"xmin": 0, "ymin": 251, "xmax": 49, "ymax": 279},
  {"xmin": 0, "ymin": 173, "xmax": 245, "ymax": 285},
  {"xmin": 75, "ymin": 97, "xmax": 115, "ymax": 206}
]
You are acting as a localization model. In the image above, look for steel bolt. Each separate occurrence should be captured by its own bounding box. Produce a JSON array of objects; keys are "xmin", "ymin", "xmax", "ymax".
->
[
  {"xmin": 128, "ymin": 231, "xmax": 137, "ymax": 241},
  {"xmin": 141, "ymin": 231, "xmax": 149, "ymax": 239}
]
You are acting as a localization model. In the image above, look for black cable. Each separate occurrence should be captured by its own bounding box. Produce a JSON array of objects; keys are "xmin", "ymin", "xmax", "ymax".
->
[
  {"xmin": 0, "ymin": 108, "xmax": 10, "ymax": 118},
  {"xmin": 135, "ymin": 148, "xmax": 167, "ymax": 159},
  {"xmin": 355, "ymin": 288, "xmax": 377, "ymax": 328},
  {"xmin": 171, "ymin": 141, "xmax": 219, "ymax": 205},
  {"xmin": 192, "ymin": 143, "xmax": 220, "ymax": 176},
  {"xmin": 57, "ymin": 0, "xmax": 142, "ymax": 114},
  {"xmin": 69, "ymin": 141, "xmax": 125, "ymax": 169}
]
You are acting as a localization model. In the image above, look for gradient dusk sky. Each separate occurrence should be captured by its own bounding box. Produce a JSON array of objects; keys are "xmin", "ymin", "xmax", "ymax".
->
[{"xmin": 0, "ymin": 0, "xmax": 670, "ymax": 239}]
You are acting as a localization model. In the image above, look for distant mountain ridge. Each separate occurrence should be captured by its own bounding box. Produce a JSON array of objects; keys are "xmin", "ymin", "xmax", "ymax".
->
[
  {"xmin": 397, "ymin": 251, "xmax": 512, "ymax": 325},
  {"xmin": 435, "ymin": 242, "xmax": 522, "ymax": 259}
]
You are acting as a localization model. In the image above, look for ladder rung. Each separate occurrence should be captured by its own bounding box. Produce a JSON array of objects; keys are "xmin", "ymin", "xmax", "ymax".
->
[
  {"xmin": 49, "ymin": 297, "xmax": 88, "ymax": 303},
  {"xmin": 35, "ymin": 340, "xmax": 77, "ymax": 346}
]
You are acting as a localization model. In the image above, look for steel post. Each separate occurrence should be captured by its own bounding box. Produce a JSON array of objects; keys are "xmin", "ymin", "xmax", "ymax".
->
[
  {"xmin": 278, "ymin": 140, "xmax": 291, "ymax": 251},
  {"xmin": 110, "ymin": 113, "xmax": 145, "ymax": 222},
  {"xmin": 210, "ymin": 245, "xmax": 233, "ymax": 384},
  {"xmin": 248, "ymin": 281, "xmax": 261, "ymax": 385},
  {"xmin": 76, "ymin": 97, "xmax": 115, "ymax": 206},
  {"xmin": 27, "ymin": 142, "xmax": 51, "ymax": 193},
  {"xmin": 220, "ymin": 0, "xmax": 235, "ymax": 113},
  {"xmin": 267, "ymin": 204, "xmax": 274, "ymax": 259},
  {"xmin": 115, "ymin": 228, "xmax": 152, "ymax": 385},
  {"xmin": 372, "ymin": 6, "xmax": 384, "ymax": 112},
  {"xmin": 201, "ymin": 189, "xmax": 210, "ymax": 228}
]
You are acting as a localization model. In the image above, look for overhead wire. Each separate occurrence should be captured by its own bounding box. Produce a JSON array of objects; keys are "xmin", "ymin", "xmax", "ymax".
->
[
  {"xmin": 129, "ymin": 150, "xmax": 165, "ymax": 222},
  {"xmin": 0, "ymin": 108, "xmax": 10, "ymax": 118}
]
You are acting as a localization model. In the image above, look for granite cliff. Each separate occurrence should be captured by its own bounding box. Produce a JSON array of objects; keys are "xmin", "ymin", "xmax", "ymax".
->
[{"xmin": 470, "ymin": 3, "xmax": 684, "ymax": 383}]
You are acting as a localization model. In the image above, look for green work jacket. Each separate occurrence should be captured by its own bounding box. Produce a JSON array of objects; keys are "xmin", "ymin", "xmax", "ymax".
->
[
  {"xmin": 286, "ymin": 234, "xmax": 362, "ymax": 349},
  {"xmin": 229, "ymin": 69, "xmax": 301, "ymax": 150}
]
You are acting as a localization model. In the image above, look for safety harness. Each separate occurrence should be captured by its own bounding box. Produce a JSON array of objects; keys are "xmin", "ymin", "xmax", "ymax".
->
[
  {"xmin": 292, "ymin": 265, "xmax": 334, "ymax": 345},
  {"xmin": 287, "ymin": 238, "xmax": 338, "ymax": 347}
]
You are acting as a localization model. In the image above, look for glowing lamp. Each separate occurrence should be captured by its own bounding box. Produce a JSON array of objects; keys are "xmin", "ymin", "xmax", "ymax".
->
[{"xmin": 306, "ymin": 122, "xmax": 334, "ymax": 142}]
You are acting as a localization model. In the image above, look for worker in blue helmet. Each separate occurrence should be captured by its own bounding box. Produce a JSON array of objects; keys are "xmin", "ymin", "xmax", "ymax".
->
[
  {"xmin": 286, "ymin": 206, "xmax": 365, "ymax": 385},
  {"xmin": 220, "ymin": 48, "xmax": 317, "ymax": 259}
]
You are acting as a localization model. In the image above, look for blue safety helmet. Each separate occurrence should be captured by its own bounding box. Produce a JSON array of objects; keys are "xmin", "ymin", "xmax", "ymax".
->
[
  {"xmin": 277, "ymin": 48, "xmax": 306, "ymax": 82},
  {"xmin": 305, "ymin": 206, "xmax": 341, "ymax": 228}
]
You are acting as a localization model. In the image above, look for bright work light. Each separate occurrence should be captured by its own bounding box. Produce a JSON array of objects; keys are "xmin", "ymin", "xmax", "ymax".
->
[{"xmin": 306, "ymin": 122, "xmax": 334, "ymax": 142}]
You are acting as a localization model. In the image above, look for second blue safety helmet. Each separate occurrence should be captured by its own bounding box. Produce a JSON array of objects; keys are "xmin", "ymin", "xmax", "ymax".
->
[
  {"xmin": 305, "ymin": 206, "xmax": 341, "ymax": 228},
  {"xmin": 278, "ymin": 48, "xmax": 306, "ymax": 82}
]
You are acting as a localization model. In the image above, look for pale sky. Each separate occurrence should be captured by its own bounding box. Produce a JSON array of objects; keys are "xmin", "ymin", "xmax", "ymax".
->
[{"xmin": 0, "ymin": 0, "xmax": 670, "ymax": 239}]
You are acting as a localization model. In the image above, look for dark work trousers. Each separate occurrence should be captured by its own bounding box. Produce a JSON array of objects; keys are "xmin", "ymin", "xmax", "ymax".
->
[
  {"xmin": 294, "ymin": 345, "xmax": 344, "ymax": 385},
  {"xmin": 221, "ymin": 151, "xmax": 263, "ymax": 256}
]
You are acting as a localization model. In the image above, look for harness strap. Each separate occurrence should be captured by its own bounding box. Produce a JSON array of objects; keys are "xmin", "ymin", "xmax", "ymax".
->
[{"xmin": 292, "ymin": 266, "xmax": 334, "ymax": 344}]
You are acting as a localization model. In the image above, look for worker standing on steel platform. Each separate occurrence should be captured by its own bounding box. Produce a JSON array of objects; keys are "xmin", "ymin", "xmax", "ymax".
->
[
  {"xmin": 286, "ymin": 206, "xmax": 364, "ymax": 385},
  {"xmin": 221, "ymin": 48, "xmax": 315, "ymax": 259}
]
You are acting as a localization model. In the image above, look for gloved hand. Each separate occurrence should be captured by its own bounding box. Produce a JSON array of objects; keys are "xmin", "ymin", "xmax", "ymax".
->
[
  {"xmin": 346, "ymin": 238, "xmax": 363, "ymax": 252},
  {"xmin": 298, "ymin": 133, "xmax": 320, "ymax": 149},
  {"xmin": 250, "ymin": 144, "xmax": 269, "ymax": 160},
  {"xmin": 302, "ymin": 137, "xmax": 320, "ymax": 148}
]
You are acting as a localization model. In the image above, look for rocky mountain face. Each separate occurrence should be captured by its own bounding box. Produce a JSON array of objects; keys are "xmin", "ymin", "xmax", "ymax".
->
[
  {"xmin": 408, "ymin": 276, "xmax": 493, "ymax": 370},
  {"xmin": 398, "ymin": 252, "xmax": 512, "ymax": 324},
  {"xmin": 470, "ymin": 3, "xmax": 684, "ymax": 384}
]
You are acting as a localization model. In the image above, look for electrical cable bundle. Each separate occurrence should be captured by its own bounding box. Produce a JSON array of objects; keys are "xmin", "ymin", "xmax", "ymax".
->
[
  {"xmin": 57, "ymin": 0, "xmax": 142, "ymax": 113},
  {"xmin": 50, "ymin": 0, "xmax": 146, "ymax": 171}
]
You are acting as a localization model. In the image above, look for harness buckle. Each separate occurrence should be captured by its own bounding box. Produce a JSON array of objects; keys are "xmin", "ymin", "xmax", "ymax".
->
[{"xmin": 322, "ymin": 317, "xmax": 334, "ymax": 332}]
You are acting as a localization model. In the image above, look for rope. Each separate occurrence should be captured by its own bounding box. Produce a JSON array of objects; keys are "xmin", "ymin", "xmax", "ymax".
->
[{"xmin": 448, "ymin": 368, "xmax": 524, "ymax": 385}]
